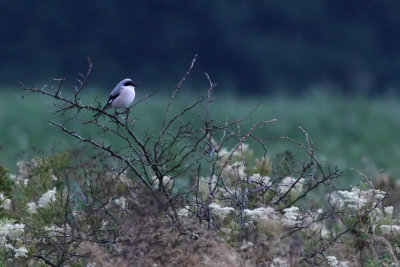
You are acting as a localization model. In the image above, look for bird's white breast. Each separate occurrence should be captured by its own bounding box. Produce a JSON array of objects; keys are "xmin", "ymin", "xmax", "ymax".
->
[{"xmin": 111, "ymin": 86, "xmax": 135, "ymax": 108}]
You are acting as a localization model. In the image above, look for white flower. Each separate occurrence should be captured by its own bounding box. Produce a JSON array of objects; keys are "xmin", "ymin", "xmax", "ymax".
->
[
  {"xmin": 279, "ymin": 177, "xmax": 304, "ymax": 198},
  {"xmin": 326, "ymin": 192, "xmax": 344, "ymax": 208},
  {"xmin": 374, "ymin": 193, "xmax": 385, "ymax": 201},
  {"xmin": 216, "ymin": 148, "xmax": 230, "ymax": 167},
  {"xmin": 337, "ymin": 188, "xmax": 368, "ymax": 210},
  {"xmin": 320, "ymin": 225, "xmax": 330, "ymax": 239},
  {"xmin": 243, "ymin": 207, "xmax": 283, "ymax": 232},
  {"xmin": 100, "ymin": 220, "xmax": 108, "ymax": 230},
  {"xmin": 23, "ymin": 179, "xmax": 28, "ymax": 186},
  {"xmin": 1, "ymin": 199, "xmax": 11, "ymax": 210},
  {"xmin": 0, "ymin": 222, "xmax": 25, "ymax": 254},
  {"xmin": 244, "ymin": 207, "xmax": 279, "ymax": 223},
  {"xmin": 0, "ymin": 193, "xmax": 11, "ymax": 210},
  {"xmin": 326, "ymin": 256, "xmax": 339, "ymax": 266},
  {"xmin": 114, "ymin": 197, "xmax": 126, "ymax": 210},
  {"xmin": 369, "ymin": 208, "xmax": 384, "ymax": 223},
  {"xmin": 44, "ymin": 224, "xmax": 71, "ymax": 238},
  {"xmin": 341, "ymin": 261, "xmax": 350, "ymax": 267},
  {"xmin": 177, "ymin": 206, "xmax": 190, "ymax": 218},
  {"xmin": 221, "ymin": 162, "xmax": 246, "ymax": 181},
  {"xmin": 239, "ymin": 241, "xmax": 253, "ymax": 251},
  {"xmin": 0, "ymin": 222, "xmax": 25, "ymax": 246},
  {"xmin": 326, "ymin": 255, "xmax": 349, "ymax": 267},
  {"xmin": 312, "ymin": 222, "xmax": 330, "ymax": 239},
  {"xmin": 14, "ymin": 247, "xmax": 28, "ymax": 258},
  {"xmin": 384, "ymin": 206, "xmax": 394, "ymax": 217},
  {"xmin": 379, "ymin": 225, "xmax": 400, "ymax": 236},
  {"xmin": 26, "ymin": 202, "xmax": 37, "ymax": 214},
  {"xmin": 152, "ymin": 175, "xmax": 173, "ymax": 189},
  {"xmin": 51, "ymin": 174, "xmax": 58, "ymax": 181},
  {"xmin": 15, "ymin": 159, "xmax": 38, "ymax": 182},
  {"xmin": 271, "ymin": 257, "xmax": 289, "ymax": 267},
  {"xmin": 8, "ymin": 174, "xmax": 17, "ymax": 182},
  {"xmin": 282, "ymin": 206, "xmax": 302, "ymax": 227},
  {"xmin": 301, "ymin": 210, "xmax": 330, "ymax": 239},
  {"xmin": 38, "ymin": 188, "xmax": 57, "ymax": 208},
  {"xmin": 217, "ymin": 144, "xmax": 250, "ymax": 164},
  {"xmin": 337, "ymin": 188, "xmax": 386, "ymax": 211},
  {"xmin": 209, "ymin": 203, "xmax": 234, "ymax": 220},
  {"xmin": 230, "ymin": 143, "xmax": 251, "ymax": 161},
  {"xmin": 234, "ymin": 143, "xmax": 249, "ymax": 154}
]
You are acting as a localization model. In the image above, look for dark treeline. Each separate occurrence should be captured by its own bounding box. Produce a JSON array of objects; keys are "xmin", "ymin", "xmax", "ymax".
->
[{"xmin": 1, "ymin": 0, "xmax": 400, "ymax": 94}]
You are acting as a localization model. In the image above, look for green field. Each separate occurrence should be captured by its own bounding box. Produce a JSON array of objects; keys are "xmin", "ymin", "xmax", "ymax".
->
[{"xmin": 1, "ymin": 88, "xmax": 399, "ymax": 184}]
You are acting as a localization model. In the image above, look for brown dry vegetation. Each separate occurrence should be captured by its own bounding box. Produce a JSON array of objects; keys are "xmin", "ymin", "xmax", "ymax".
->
[{"xmin": 79, "ymin": 196, "xmax": 246, "ymax": 267}]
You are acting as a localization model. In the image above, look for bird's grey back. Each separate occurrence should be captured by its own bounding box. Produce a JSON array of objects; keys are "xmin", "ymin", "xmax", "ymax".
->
[{"xmin": 109, "ymin": 78, "xmax": 133, "ymax": 96}]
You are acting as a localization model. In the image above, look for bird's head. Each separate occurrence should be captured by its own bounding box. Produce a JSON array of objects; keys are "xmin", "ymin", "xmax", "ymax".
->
[{"xmin": 120, "ymin": 78, "xmax": 137, "ymax": 88}]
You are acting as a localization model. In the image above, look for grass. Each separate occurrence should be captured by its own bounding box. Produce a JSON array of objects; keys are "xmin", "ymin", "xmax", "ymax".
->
[{"xmin": 1, "ymin": 87, "xmax": 399, "ymax": 185}]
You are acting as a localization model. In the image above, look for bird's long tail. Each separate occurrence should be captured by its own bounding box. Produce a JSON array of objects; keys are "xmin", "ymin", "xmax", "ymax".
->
[{"xmin": 93, "ymin": 103, "xmax": 110, "ymax": 118}]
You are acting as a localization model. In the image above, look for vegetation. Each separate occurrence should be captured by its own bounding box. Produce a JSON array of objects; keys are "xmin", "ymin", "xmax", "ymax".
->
[
  {"xmin": 0, "ymin": 60, "xmax": 399, "ymax": 266},
  {"xmin": 3, "ymin": 145, "xmax": 399, "ymax": 266}
]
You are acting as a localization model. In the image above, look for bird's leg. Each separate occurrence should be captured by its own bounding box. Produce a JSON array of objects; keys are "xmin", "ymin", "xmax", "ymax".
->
[
  {"xmin": 122, "ymin": 108, "xmax": 132, "ymax": 122},
  {"xmin": 114, "ymin": 109, "xmax": 122, "ymax": 117}
]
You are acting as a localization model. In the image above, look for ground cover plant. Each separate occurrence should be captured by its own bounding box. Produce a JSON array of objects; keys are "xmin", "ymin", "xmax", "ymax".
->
[{"xmin": 0, "ymin": 57, "xmax": 399, "ymax": 266}]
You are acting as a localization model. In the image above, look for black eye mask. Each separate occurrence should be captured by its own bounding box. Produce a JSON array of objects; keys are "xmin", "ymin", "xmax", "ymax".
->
[{"xmin": 124, "ymin": 81, "xmax": 136, "ymax": 87}]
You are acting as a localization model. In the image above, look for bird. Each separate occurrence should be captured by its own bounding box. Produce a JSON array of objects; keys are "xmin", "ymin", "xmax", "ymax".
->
[{"xmin": 94, "ymin": 78, "xmax": 136, "ymax": 117}]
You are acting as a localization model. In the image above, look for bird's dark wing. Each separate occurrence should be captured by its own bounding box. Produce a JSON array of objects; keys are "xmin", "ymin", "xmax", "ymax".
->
[{"xmin": 102, "ymin": 93, "xmax": 120, "ymax": 110}]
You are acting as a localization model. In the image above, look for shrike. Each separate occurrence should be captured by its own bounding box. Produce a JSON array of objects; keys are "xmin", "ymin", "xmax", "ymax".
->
[{"xmin": 94, "ymin": 78, "xmax": 136, "ymax": 117}]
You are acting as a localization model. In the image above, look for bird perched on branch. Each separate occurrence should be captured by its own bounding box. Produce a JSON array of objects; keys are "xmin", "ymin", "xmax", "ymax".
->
[{"xmin": 94, "ymin": 78, "xmax": 136, "ymax": 117}]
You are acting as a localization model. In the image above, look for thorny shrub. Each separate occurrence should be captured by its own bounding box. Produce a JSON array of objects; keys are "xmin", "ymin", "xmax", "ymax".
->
[{"xmin": 0, "ymin": 56, "xmax": 396, "ymax": 266}]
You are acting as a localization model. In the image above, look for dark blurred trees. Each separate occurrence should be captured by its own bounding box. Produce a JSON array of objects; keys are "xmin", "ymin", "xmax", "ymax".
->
[{"xmin": 1, "ymin": 0, "xmax": 400, "ymax": 94}]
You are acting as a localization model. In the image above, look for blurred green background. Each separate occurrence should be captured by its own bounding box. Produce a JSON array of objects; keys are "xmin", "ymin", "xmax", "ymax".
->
[
  {"xmin": 1, "ymin": 1, "xmax": 400, "ymax": 184},
  {"xmin": 2, "ymin": 89, "xmax": 399, "ymax": 184}
]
